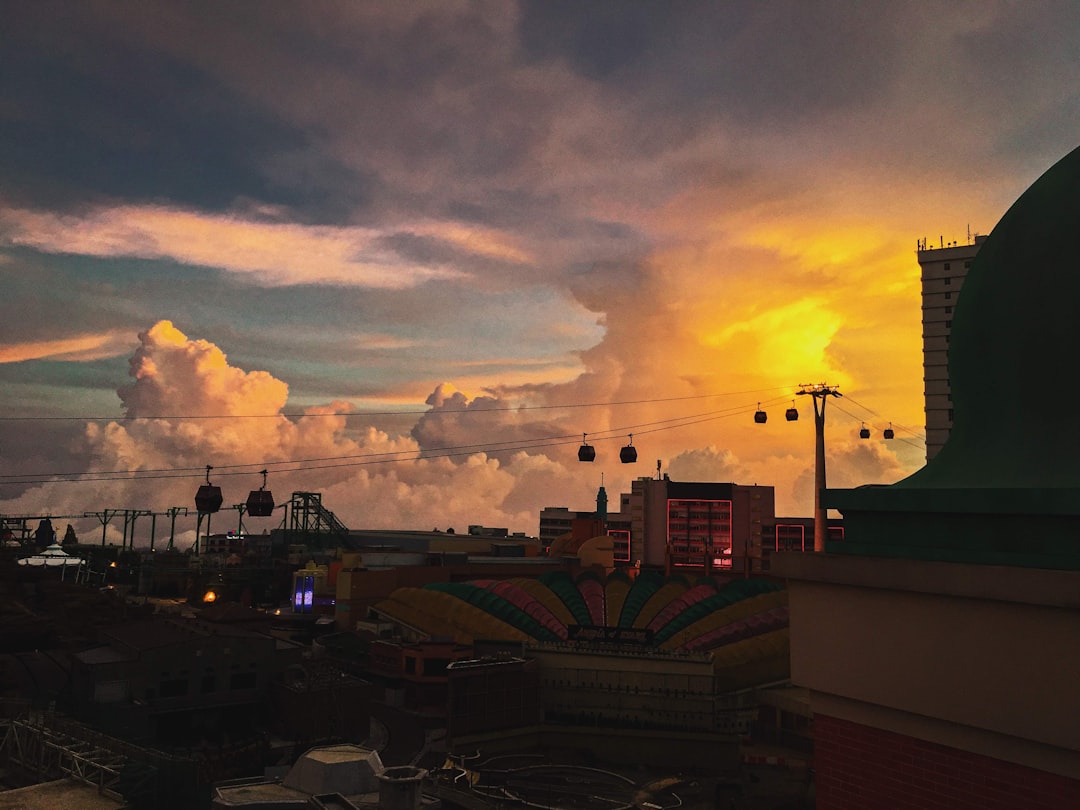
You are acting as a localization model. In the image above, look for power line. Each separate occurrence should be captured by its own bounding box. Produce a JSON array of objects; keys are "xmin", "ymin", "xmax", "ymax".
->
[
  {"xmin": 0, "ymin": 400, "xmax": 781, "ymax": 485},
  {"xmin": 0, "ymin": 389, "xmax": 924, "ymax": 487},
  {"xmin": 0, "ymin": 386, "xmax": 794, "ymax": 423},
  {"xmin": 842, "ymin": 395, "xmax": 926, "ymax": 441}
]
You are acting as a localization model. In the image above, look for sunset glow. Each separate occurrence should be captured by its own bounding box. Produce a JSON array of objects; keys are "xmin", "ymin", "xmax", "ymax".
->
[{"xmin": 2, "ymin": 2, "xmax": 1078, "ymax": 543}]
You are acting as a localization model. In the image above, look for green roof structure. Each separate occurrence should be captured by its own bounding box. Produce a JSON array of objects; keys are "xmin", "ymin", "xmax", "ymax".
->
[{"xmin": 827, "ymin": 144, "xmax": 1080, "ymax": 569}]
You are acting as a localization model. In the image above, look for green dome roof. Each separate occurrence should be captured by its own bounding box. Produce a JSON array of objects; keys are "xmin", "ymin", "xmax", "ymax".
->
[
  {"xmin": 827, "ymin": 145, "xmax": 1080, "ymax": 570},
  {"xmin": 903, "ymin": 144, "xmax": 1080, "ymax": 489}
]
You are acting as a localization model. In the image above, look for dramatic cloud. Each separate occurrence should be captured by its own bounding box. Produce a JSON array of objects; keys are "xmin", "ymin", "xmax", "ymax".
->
[
  {"xmin": 3, "ymin": 2, "xmax": 1080, "ymax": 536},
  {"xmin": 0, "ymin": 323, "xmax": 607, "ymax": 543},
  {"xmin": 1, "ymin": 205, "xmax": 472, "ymax": 288}
]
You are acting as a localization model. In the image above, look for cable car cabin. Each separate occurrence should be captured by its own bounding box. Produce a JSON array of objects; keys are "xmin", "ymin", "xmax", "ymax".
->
[
  {"xmin": 246, "ymin": 488, "xmax": 275, "ymax": 517},
  {"xmin": 859, "ymin": 425, "xmax": 871, "ymax": 439},
  {"xmin": 884, "ymin": 426, "xmax": 895, "ymax": 439},
  {"xmin": 195, "ymin": 484, "xmax": 224, "ymax": 514},
  {"xmin": 754, "ymin": 409, "xmax": 768, "ymax": 424},
  {"xmin": 578, "ymin": 444, "xmax": 596, "ymax": 462},
  {"xmin": 785, "ymin": 407, "xmax": 799, "ymax": 422},
  {"xmin": 620, "ymin": 444, "xmax": 638, "ymax": 463}
]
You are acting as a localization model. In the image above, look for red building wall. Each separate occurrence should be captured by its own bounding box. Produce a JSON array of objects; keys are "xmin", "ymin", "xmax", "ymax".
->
[{"xmin": 814, "ymin": 714, "xmax": 1080, "ymax": 810}]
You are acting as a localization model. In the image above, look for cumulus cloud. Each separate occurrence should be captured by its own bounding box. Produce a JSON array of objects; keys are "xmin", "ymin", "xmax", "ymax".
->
[
  {"xmin": 7, "ymin": 3, "xmax": 1080, "ymax": 537},
  {"xmin": 667, "ymin": 446, "xmax": 748, "ymax": 482},
  {"xmin": 791, "ymin": 438, "xmax": 908, "ymax": 512},
  {"xmin": 0, "ymin": 322, "xmax": 605, "ymax": 543}
]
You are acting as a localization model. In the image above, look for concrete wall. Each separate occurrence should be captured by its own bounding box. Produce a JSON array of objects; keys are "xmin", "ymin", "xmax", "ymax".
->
[{"xmin": 774, "ymin": 553, "xmax": 1080, "ymax": 780}]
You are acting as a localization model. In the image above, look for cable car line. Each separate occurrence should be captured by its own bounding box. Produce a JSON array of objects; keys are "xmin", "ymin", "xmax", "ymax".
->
[
  {"xmin": 0, "ymin": 401, "xmax": 778, "ymax": 485},
  {"xmin": 0, "ymin": 386, "xmax": 794, "ymax": 425},
  {"xmin": 0, "ymin": 392, "xmax": 926, "ymax": 487}
]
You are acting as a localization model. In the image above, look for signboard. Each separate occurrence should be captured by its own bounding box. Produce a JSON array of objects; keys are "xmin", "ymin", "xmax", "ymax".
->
[{"xmin": 567, "ymin": 625, "xmax": 654, "ymax": 645}]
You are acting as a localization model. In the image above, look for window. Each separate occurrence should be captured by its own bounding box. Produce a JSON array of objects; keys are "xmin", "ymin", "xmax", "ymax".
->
[
  {"xmin": 945, "ymin": 320, "xmax": 952, "ymax": 328},
  {"xmin": 945, "ymin": 307, "xmax": 952, "ymax": 314},
  {"xmin": 944, "ymin": 277, "xmax": 952, "ymax": 285},
  {"xmin": 964, "ymin": 260, "xmax": 971, "ymax": 268},
  {"xmin": 943, "ymin": 262, "xmax": 951, "ymax": 270},
  {"xmin": 945, "ymin": 291, "xmax": 952, "ymax": 300}
]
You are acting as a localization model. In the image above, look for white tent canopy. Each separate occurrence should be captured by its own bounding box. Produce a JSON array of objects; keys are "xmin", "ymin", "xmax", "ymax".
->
[{"xmin": 17, "ymin": 543, "xmax": 83, "ymax": 568}]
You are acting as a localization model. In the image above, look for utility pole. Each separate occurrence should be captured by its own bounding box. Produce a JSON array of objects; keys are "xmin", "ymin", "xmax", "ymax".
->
[
  {"xmin": 232, "ymin": 503, "xmax": 249, "ymax": 539},
  {"xmin": 122, "ymin": 509, "xmax": 152, "ymax": 550},
  {"xmin": 86, "ymin": 509, "xmax": 122, "ymax": 546},
  {"xmin": 146, "ymin": 508, "xmax": 188, "ymax": 551},
  {"xmin": 164, "ymin": 507, "xmax": 188, "ymax": 551},
  {"xmin": 796, "ymin": 383, "xmax": 842, "ymax": 552}
]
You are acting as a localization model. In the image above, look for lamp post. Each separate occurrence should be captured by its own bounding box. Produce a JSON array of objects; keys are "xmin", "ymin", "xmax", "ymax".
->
[{"xmin": 796, "ymin": 383, "xmax": 842, "ymax": 552}]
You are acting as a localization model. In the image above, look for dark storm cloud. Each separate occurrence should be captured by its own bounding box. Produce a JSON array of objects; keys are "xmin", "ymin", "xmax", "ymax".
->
[
  {"xmin": 0, "ymin": 3, "xmax": 367, "ymax": 221},
  {"xmin": 517, "ymin": 0, "xmax": 904, "ymax": 124}
]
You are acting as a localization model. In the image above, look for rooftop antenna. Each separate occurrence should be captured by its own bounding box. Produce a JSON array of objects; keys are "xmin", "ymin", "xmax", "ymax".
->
[{"xmin": 656, "ymin": 459, "xmax": 662, "ymax": 480}]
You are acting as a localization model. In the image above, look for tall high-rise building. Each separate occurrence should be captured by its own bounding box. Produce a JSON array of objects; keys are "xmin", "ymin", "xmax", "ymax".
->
[{"xmin": 918, "ymin": 235, "xmax": 986, "ymax": 461}]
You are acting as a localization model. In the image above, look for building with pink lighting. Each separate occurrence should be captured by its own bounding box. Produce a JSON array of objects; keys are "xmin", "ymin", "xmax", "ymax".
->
[{"xmin": 625, "ymin": 478, "xmax": 774, "ymax": 576}]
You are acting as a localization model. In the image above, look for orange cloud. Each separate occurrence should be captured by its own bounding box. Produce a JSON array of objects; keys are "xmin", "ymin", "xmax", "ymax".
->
[
  {"xmin": 0, "ymin": 205, "xmax": 475, "ymax": 288},
  {"xmin": 0, "ymin": 330, "xmax": 134, "ymax": 363}
]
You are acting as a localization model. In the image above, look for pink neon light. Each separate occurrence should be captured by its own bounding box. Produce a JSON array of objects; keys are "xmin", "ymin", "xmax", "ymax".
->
[{"xmin": 666, "ymin": 498, "xmax": 733, "ymax": 571}]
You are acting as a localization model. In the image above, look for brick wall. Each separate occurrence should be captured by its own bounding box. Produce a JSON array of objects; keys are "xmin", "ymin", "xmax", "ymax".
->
[{"xmin": 814, "ymin": 714, "xmax": 1080, "ymax": 810}]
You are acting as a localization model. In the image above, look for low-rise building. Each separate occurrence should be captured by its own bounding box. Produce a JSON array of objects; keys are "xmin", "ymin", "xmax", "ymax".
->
[{"xmin": 71, "ymin": 616, "xmax": 283, "ymax": 745}]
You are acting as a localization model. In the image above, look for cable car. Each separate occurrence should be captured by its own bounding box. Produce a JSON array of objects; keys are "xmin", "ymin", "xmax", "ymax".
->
[
  {"xmin": 785, "ymin": 402, "xmax": 799, "ymax": 422},
  {"xmin": 620, "ymin": 435, "xmax": 637, "ymax": 464},
  {"xmin": 754, "ymin": 404, "xmax": 767, "ymax": 424},
  {"xmin": 884, "ymin": 423, "xmax": 895, "ymax": 440},
  {"xmin": 859, "ymin": 423, "xmax": 871, "ymax": 439},
  {"xmin": 195, "ymin": 466, "xmax": 223, "ymax": 514},
  {"xmin": 578, "ymin": 434, "xmax": 596, "ymax": 462},
  {"xmin": 246, "ymin": 469, "xmax": 275, "ymax": 517}
]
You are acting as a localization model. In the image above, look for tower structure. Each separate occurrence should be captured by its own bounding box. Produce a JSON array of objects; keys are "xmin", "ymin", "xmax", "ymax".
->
[{"xmin": 917, "ymin": 235, "xmax": 985, "ymax": 461}]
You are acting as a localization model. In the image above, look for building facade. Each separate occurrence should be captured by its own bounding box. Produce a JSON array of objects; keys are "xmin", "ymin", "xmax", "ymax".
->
[
  {"xmin": 627, "ymin": 478, "xmax": 775, "ymax": 575},
  {"xmin": 917, "ymin": 236, "xmax": 985, "ymax": 461}
]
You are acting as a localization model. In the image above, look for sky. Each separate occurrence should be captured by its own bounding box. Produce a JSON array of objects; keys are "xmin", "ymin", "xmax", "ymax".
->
[{"xmin": 2, "ymin": 1, "xmax": 1080, "ymax": 545}]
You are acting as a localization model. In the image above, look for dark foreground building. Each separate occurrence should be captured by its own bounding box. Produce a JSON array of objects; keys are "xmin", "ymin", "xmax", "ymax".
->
[{"xmin": 776, "ymin": 145, "xmax": 1080, "ymax": 808}]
